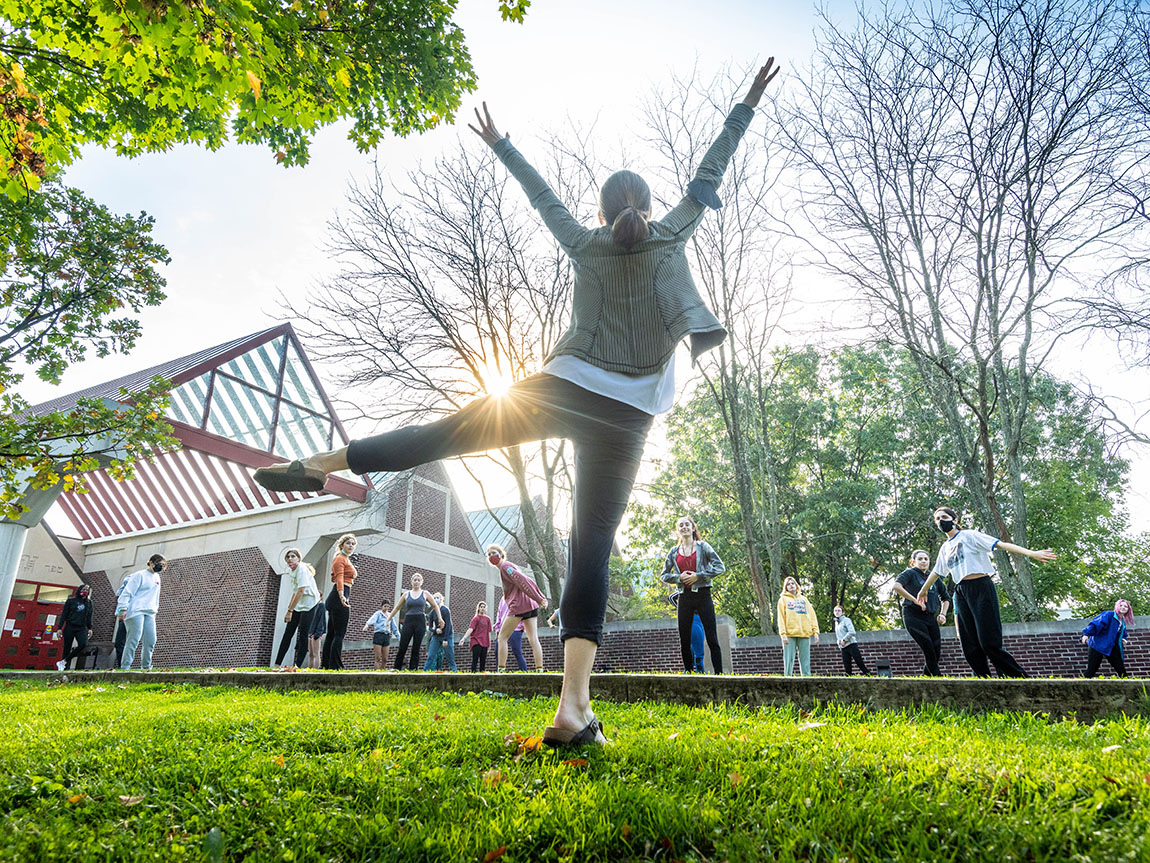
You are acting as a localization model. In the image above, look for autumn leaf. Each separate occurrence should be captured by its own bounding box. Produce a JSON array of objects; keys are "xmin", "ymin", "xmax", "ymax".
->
[
  {"xmin": 798, "ymin": 721, "xmax": 827, "ymax": 731},
  {"xmin": 728, "ymin": 771, "xmax": 744, "ymax": 788},
  {"xmin": 483, "ymin": 846, "xmax": 508, "ymax": 863},
  {"xmin": 368, "ymin": 749, "xmax": 383, "ymax": 762},
  {"xmin": 667, "ymin": 731, "xmax": 680, "ymax": 740},
  {"xmin": 1143, "ymin": 773, "xmax": 1150, "ymax": 785},
  {"xmin": 1103, "ymin": 775, "xmax": 1119, "ymax": 785},
  {"xmin": 245, "ymin": 70, "xmax": 262, "ymax": 99},
  {"xmin": 119, "ymin": 795, "xmax": 145, "ymax": 806},
  {"xmin": 621, "ymin": 824, "xmax": 632, "ymax": 840},
  {"xmin": 561, "ymin": 758, "xmax": 588, "ymax": 768},
  {"xmin": 273, "ymin": 755, "xmax": 285, "ymax": 768},
  {"xmin": 1101, "ymin": 745, "xmax": 1121, "ymax": 753},
  {"xmin": 482, "ymin": 768, "xmax": 503, "ymax": 788},
  {"xmin": 433, "ymin": 713, "xmax": 444, "ymax": 721},
  {"xmin": 504, "ymin": 732, "xmax": 523, "ymax": 750},
  {"xmin": 68, "ymin": 794, "xmax": 87, "ymax": 804},
  {"xmin": 275, "ymin": 151, "xmax": 287, "ymax": 164}
]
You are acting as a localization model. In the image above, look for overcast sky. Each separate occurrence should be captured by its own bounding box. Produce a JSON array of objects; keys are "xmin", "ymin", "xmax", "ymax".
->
[{"xmin": 23, "ymin": 0, "xmax": 1148, "ymax": 527}]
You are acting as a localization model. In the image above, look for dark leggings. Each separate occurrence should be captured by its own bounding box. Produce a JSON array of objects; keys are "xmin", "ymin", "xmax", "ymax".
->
[
  {"xmin": 903, "ymin": 607, "xmax": 943, "ymax": 675},
  {"xmin": 471, "ymin": 644, "xmax": 488, "ymax": 673},
  {"xmin": 322, "ymin": 586, "xmax": 350, "ymax": 670},
  {"xmin": 953, "ymin": 578, "xmax": 1028, "ymax": 678},
  {"xmin": 676, "ymin": 588, "xmax": 723, "ymax": 674},
  {"xmin": 508, "ymin": 630, "xmax": 527, "ymax": 670},
  {"xmin": 1085, "ymin": 646, "xmax": 1126, "ymax": 678},
  {"xmin": 394, "ymin": 614, "xmax": 426, "ymax": 670},
  {"xmin": 348, "ymin": 374, "xmax": 652, "ymax": 646},
  {"xmin": 276, "ymin": 605, "xmax": 318, "ymax": 667},
  {"xmin": 61, "ymin": 625, "xmax": 89, "ymax": 670},
  {"xmin": 114, "ymin": 620, "xmax": 127, "ymax": 668},
  {"xmin": 841, "ymin": 643, "xmax": 871, "ymax": 676}
]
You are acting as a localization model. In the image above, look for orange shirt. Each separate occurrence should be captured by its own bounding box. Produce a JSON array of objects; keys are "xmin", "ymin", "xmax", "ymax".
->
[{"xmin": 331, "ymin": 554, "xmax": 357, "ymax": 590}]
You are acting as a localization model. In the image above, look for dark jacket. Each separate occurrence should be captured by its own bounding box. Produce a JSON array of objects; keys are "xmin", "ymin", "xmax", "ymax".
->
[
  {"xmin": 61, "ymin": 593, "xmax": 93, "ymax": 629},
  {"xmin": 895, "ymin": 567, "xmax": 951, "ymax": 616},
  {"xmin": 427, "ymin": 606, "xmax": 452, "ymax": 642},
  {"xmin": 660, "ymin": 541, "xmax": 726, "ymax": 592}
]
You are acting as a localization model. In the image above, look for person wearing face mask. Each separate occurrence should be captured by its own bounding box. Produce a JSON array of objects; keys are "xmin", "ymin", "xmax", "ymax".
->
[
  {"xmin": 56, "ymin": 584, "xmax": 94, "ymax": 671},
  {"xmin": 423, "ymin": 592, "xmax": 456, "ymax": 672},
  {"xmin": 777, "ymin": 576, "xmax": 820, "ymax": 676},
  {"xmin": 487, "ymin": 545, "xmax": 548, "ymax": 672},
  {"xmin": 916, "ymin": 507, "xmax": 1057, "ymax": 678},
  {"xmin": 459, "ymin": 601, "xmax": 494, "ymax": 672},
  {"xmin": 892, "ymin": 550, "xmax": 951, "ymax": 676},
  {"xmin": 660, "ymin": 515, "xmax": 726, "ymax": 673},
  {"xmin": 1081, "ymin": 599, "xmax": 1134, "ymax": 678},
  {"xmin": 275, "ymin": 548, "xmax": 323, "ymax": 668},
  {"xmin": 833, "ymin": 605, "xmax": 871, "ymax": 676},
  {"xmin": 117, "ymin": 554, "xmax": 167, "ymax": 671}
]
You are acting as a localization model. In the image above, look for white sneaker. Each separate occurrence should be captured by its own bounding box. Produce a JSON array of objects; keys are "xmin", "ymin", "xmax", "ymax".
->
[{"xmin": 56, "ymin": 660, "xmax": 66, "ymax": 671}]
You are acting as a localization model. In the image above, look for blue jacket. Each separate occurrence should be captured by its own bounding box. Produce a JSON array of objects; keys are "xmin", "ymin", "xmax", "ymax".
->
[{"xmin": 1082, "ymin": 611, "xmax": 1127, "ymax": 658}]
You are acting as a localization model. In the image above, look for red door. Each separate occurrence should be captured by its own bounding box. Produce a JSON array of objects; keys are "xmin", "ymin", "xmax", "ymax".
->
[{"xmin": 1, "ymin": 589, "xmax": 67, "ymax": 670}]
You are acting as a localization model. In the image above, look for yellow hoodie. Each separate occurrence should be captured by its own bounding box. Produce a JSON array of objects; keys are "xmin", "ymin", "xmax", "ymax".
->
[{"xmin": 777, "ymin": 590, "xmax": 820, "ymax": 638}]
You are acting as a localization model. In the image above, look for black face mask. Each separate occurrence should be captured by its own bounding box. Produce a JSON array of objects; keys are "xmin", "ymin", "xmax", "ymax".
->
[
  {"xmin": 152, "ymin": 562, "xmax": 164, "ymax": 573},
  {"xmin": 937, "ymin": 519, "xmax": 954, "ymax": 534}
]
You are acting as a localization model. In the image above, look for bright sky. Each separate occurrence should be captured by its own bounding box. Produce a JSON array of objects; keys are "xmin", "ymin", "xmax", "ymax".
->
[{"xmin": 21, "ymin": 0, "xmax": 1149, "ymax": 527}]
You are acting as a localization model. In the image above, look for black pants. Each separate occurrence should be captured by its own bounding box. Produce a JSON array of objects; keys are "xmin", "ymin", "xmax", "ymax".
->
[
  {"xmin": 276, "ymin": 605, "xmax": 319, "ymax": 667},
  {"xmin": 471, "ymin": 644, "xmax": 488, "ymax": 673},
  {"xmin": 841, "ymin": 643, "xmax": 871, "ymax": 676},
  {"xmin": 113, "ymin": 620, "xmax": 127, "ymax": 667},
  {"xmin": 953, "ymin": 577, "xmax": 1028, "ymax": 678},
  {"xmin": 394, "ymin": 614, "xmax": 426, "ymax": 670},
  {"xmin": 676, "ymin": 587, "xmax": 723, "ymax": 674},
  {"xmin": 322, "ymin": 586, "xmax": 350, "ymax": 670},
  {"xmin": 61, "ymin": 624, "xmax": 89, "ymax": 669},
  {"xmin": 903, "ymin": 607, "xmax": 943, "ymax": 676},
  {"xmin": 348, "ymin": 374, "xmax": 652, "ymax": 646},
  {"xmin": 1085, "ymin": 646, "xmax": 1126, "ymax": 678}
]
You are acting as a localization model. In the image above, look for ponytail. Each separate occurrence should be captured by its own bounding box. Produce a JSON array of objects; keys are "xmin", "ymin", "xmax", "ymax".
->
[{"xmin": 600, "ymin": 170, "xmax": 651, "ymax": 251}]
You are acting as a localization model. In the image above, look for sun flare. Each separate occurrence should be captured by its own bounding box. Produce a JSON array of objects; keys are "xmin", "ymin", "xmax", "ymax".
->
[{"xmin": 482, "ymin": 365, "xmax": 515, "ymax": 398}]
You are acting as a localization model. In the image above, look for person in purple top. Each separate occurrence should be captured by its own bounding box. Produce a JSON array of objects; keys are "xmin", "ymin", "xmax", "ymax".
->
[
  {"xmin": 487, "ymin": 544, "xmax": 548, "ymax": 672},
  {"xmin": 493, "ymin": 598, "xmax": 528, "ymax": 671},
  {"xmin": 1081, "ymin": 599, "xmax": 1134, "ymax": 678}
]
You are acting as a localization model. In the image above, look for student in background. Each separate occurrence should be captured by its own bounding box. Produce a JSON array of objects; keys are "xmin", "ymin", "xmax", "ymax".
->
[
  {"xmin": 460, "ymin": 601, "xmax": 493, "ymax": 672},
  {"xmin": 322, "ymin": 533, "xmax": 358, "ymax": 670},
  {"xmin": 424, "ymin": 593, "xmax": 456, "ymax": 672},
  {"xmin": 117, "ymin": 554, "xmax": 166, "ymax": 671},
  {"xmin": 1081, "ymin": 599, "xmax": 1134, "ymax": 678},
  {"xmin": 488, "ymin": 545, "xmax": 548, "ymax": 672},
  {"xmin": 113, "ymin": 570, "xmax": 131, "ymax": 668},
  {"xmin": 56, "ymin": 584, "xmax": 94, "ymax": 671},
  {"xmin": 661, "ymin": 515, "xmax": 726, "ymax": 674},
  {"xmin": 363, "ymin": 600, "xmax": 399, "ymax": 670},
  {"xmin": 777, "ymin": 576, "xmax": 820, "ymax": 677},
  {"xmin": 833, "ymin": 605, "xmax": 871, "ymax": 676},
  {"xmin": 388, "ymin": 572, "xmax": 445, "ymax": 670},
  {"xmin": 892, "ymin": 550, "xmax": 950, "ymax": 676},
  {"xmin": 916, "ymin": 507, "xmax": 1056, "ymax": 678},
  {"xmin": 275, "ymin": 548, "xmax": 322, "ymax": 668}
]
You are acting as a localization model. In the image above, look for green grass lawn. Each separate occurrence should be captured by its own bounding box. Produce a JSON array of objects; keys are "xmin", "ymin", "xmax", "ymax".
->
[{"xmin": 1, "ymin": 681, "xmax": 1147, "ymax": 862}]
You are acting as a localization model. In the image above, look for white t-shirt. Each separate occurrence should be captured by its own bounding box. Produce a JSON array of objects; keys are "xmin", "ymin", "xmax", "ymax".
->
[
  {"xmin": 288, "ymin": 565, "xmax": 322, "ymax": 611},
  {"xmin": 542, "ymin": 355, "xmax": 675, "ymax": 415},
  {"xmin": 931, "ymin": 529, "xmax": 1000, "ymax": 585}
]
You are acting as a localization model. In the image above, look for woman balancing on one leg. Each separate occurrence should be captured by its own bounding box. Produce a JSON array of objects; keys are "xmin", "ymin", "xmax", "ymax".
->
[
  {"xmin": 660, "ymin": 515, "xmax": 726, "ymax": 673},
  {"xmin": 254, "ymin": 58, "xmax": 781, "ymax": 745},
  {"xmin": 1081, "ymin": 599, "xmax": 1134, "ymax": 678},
  {"xmin": 916, "ymin": 507, "xmax": 1057, "ymax": 678}
]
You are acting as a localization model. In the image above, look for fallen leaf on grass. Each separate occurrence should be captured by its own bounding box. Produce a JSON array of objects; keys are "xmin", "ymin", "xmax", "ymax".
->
[
  {"xmin": 161, "ymin": 688, "xmax": 176, "ymax": 694},
  {"xmin": 560, "ymin": 758, "xmax": 588, "ymax": 768},
  {"xmin": 67, "ymin": 794, "xmax": 87, "ymax": 804},
  {"xmin": 504, "ymin": 732, "xmax": 523, "ymax": 750},
  {"xmin": 273, "ymin": 755, "xmax": 285, "ymax": 768},
  {"xmin": 483, "ymin": 846, "xmax": 507, "ymax": 862},
  {"xmin": 621, "ymin": 824, "xmax": 632, "ymax": 840},
  {"xmin": 728, "ymin": 771, "xmax": 744, "ymax": 788},
  {"xmin": 94, "ymin": 687, "xmax": 106, "ymax": 692},
  {"xmin": 1101, "ymin": 745, "xmax": 1121, "ymax": 753},
  {"xmin": 511, "ymin": 735, "xmax": 543, "ymax": 763},
  {"xmin": 482, "ymin": 768, "xmax": 504, "ymax": 788},
  {"xmin": 1143, "ymin": 774, "xmax": 1150, "ymax": 785},
  {"xmin": 368, "ymin": 749, "xmax": 383, "ymax": 762},
  {"xmin": 798, "ymin": 722, "xmax": 827, "ymax": 731},
  {"xmin": 1103, "ymin": 775, "xmax": 1119, "ymax": 785},
  {"xmin": 117, "ymin": 685, "xmax": 128, "ymax": 689},
  {"xmin": 119, "ymin": 795, "xmax": 145, "ymax": 806},
  {"xmin": 667, "ymin": 732, "xmax": 680, "ymax": 740},
  {"xmin": 433, "ymin": 713, "xmax": 444, "ymax": 721}
]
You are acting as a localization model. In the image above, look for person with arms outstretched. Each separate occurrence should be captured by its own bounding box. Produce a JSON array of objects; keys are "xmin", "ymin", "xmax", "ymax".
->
[{"xmin": 254, "ymin": 58, "xmax": 781, "ymax": 744}]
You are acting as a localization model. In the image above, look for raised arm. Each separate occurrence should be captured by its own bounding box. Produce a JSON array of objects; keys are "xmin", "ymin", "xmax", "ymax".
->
[
  {"xmin": 469, "ymin": 102, "xmax": 590, "ymax": 252},
  {"xmin": 661, "ymin": 58, "xmax": 780, "ymax": 236}
]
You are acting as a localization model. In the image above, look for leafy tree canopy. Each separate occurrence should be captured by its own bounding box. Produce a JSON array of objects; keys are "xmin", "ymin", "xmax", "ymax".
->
[{"xmin": 0, "ymin": 0, "xmax": 531, "ymax": 193}]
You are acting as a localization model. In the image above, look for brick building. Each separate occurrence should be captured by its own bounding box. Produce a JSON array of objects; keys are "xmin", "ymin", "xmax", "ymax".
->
[{"xmin": 3, "ymin": 325, "xmax": 504, "ymax": 669}]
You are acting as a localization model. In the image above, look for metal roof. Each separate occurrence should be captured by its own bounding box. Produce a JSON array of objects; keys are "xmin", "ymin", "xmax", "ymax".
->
[
  {"xmin": 42, "ymin": 324, "xmax": 370, "ymax": 540},
  {"xmin": 467, "ymin": 504, "xmax": 523, "ymax": 553}
]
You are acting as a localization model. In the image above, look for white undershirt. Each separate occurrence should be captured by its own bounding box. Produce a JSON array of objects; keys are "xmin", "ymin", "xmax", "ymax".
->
[{"xmin": 542, "ymin": 355, "xmax": 675, "ymax": 415}]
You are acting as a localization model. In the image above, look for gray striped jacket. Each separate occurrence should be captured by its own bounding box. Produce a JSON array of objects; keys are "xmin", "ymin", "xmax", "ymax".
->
[{"xmin": 492, "ymin": 103, "xmax": 756, "ymax": 375}]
